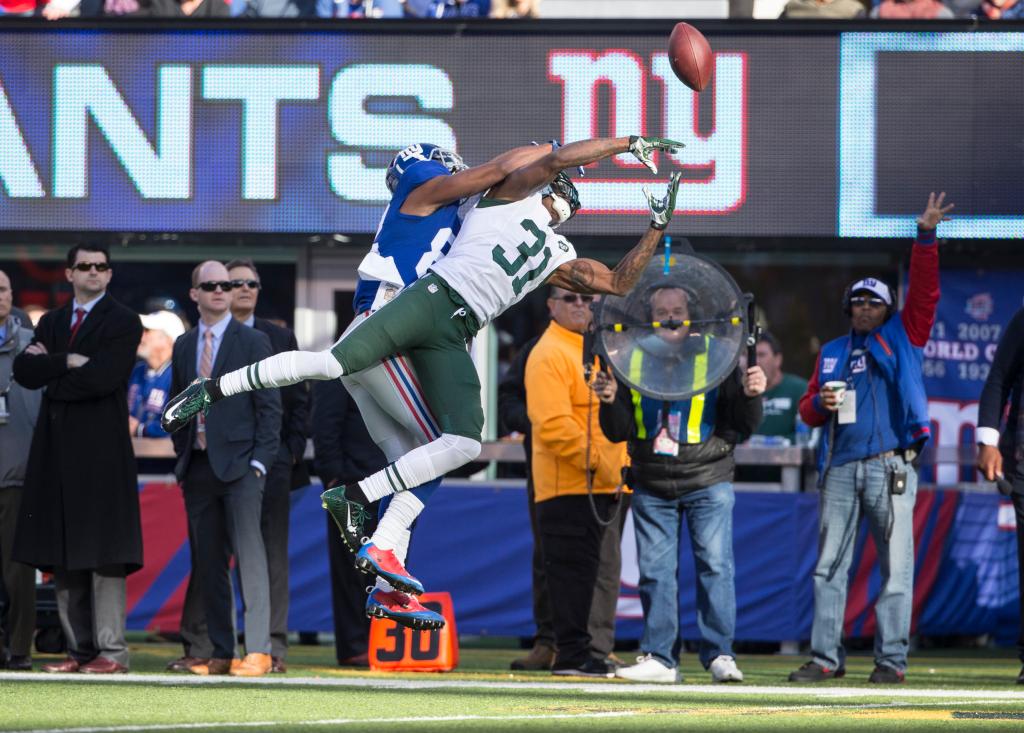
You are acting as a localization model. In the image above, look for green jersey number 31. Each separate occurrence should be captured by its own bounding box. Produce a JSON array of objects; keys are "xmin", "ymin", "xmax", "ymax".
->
[{"xmin": 491, "ymin": 219, "xmax": 553, "ymax": 296}]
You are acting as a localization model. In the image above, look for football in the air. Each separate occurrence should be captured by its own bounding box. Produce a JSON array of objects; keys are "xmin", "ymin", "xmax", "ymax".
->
[{"xmin": 668, "ymin": 22, "xmax": 713, "ymax": 92}]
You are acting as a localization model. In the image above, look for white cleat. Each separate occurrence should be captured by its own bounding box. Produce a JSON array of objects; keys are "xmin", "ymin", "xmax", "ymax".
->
[
  {"xmin": 709, "ymin": 654, "xmax": 744, "ymax": 683},
  {"xmin": 614, "ymin": 654, "xmax": 680, "ymax": 684}
]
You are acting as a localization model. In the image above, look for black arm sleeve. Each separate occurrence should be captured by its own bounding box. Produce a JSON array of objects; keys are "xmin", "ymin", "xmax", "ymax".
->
[
  {"xmin": 978, "ymin": 307, "xmax": 1024, "ymax": 430},
  {"xmin": 597, "ymin": 376, "xmax": 637, "ymax": 444},
  {"xmin": 497, "ymin": 336, "xmax": 538, "ymax": 436}
]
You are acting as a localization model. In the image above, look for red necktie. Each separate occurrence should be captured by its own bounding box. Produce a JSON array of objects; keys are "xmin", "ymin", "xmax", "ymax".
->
[{"xmin": 69, "ymin": 307, "xmax": 86, "ymax": 345}]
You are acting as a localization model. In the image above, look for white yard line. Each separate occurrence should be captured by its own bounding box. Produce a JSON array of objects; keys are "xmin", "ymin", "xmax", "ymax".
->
[
  {"xmin": 3, "ymin": 671, "xmax": 1023, "ymax": 700},
  {"xmin": 8, "ymin": 711, "xmax": 642, "ymax": 733}
]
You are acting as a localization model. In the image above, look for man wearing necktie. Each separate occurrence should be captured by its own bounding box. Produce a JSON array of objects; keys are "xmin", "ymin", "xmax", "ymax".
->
[
  {"xmin": 12, "ymin": 245, "xmax": 144, "ymax": 674},
  {"xmin": 168, "ymin": 261, "xmax": 281, "ymax": 677}
]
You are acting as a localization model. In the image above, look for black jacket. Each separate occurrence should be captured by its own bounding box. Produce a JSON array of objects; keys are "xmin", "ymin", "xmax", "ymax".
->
[
  {"xmin": 253, "ymin": 317, "xmax": 311, "ymax": 487},
  {"xmin": 599, "ymin": 366, "xmax": 762, "ymax": 497},
  {"xmin": 13, "ymin": 295, "xmax": 144, "ymax": 573},
  {"xmin": 311, "ymin": 379, "xmax": 387, "ymax": 487}
]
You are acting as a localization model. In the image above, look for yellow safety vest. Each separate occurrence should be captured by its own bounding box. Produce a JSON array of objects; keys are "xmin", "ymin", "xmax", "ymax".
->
[{"xmin": 628, "ymin": 336, "xmax": 709, "ymax": 444}]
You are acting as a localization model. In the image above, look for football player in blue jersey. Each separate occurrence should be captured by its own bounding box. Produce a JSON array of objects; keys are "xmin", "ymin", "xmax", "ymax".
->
[
  {"xmin": 164, "ymin": 135, "xmax": 682, "ymax": 630},
  {"xmin": 330, "ymin": 141, "xmax": 556, "ymax": 630}
]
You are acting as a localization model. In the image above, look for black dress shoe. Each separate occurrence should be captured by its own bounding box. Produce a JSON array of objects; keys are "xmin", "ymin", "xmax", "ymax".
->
[
  {"xmin": 788, "ymin": 661, "xmax": 846, "ymax": 682},
  {"xmin": 6, "ymin": 655, "xmax": 32, "ymax": 671},
  {"xmin": 1016, "ymin": 665, "xmax": 1024, "ymax": 685},
  {"xmin": 551, "ymin": 657, "xmax": 616, "ymax": 678},
  {"xmin": 868, "ymin": 665, "xmax": 905, "ymax": 684}
]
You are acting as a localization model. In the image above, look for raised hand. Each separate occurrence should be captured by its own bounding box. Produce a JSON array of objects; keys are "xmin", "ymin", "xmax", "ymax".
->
[
  {"xmin": 628, "ymin": 136, "xmax": 685, "ymax": 174},
  {"xmin": 917, "ymin": 191, "xmax": 954, "ymax": 230},
  {"xmin": 643, "ymin": 173, "xmax": 682, "ymax": 230}
]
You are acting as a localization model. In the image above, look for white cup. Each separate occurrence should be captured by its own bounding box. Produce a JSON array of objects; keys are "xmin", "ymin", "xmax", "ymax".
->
[{"xmin": 823, "ymin": 380, "xmax": 847, "ymax": 405}]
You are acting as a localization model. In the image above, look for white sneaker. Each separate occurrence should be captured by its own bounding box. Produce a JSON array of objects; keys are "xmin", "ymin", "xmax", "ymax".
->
[
  {"xmin": 615, "ymin": 654, "xmax": 680, "ymax": 683},
  {"xmin": 709, "ymin": 654, "xmax": 744, "ymax": 683}
]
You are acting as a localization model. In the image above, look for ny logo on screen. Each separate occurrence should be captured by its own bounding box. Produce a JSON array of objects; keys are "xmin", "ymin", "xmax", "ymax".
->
[{"xmin": 548, "ymin": 50, "xmax": 748, "ymax": 216}]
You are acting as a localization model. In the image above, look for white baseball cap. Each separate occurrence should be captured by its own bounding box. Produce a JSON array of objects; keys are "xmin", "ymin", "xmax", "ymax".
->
[
  {"xmin": 140, "ymin": 310, "xmax": 186, "ymax": 341},
  {"xmin": 848, "ymin": 278, "xmax": 892, "ymax": 306}
]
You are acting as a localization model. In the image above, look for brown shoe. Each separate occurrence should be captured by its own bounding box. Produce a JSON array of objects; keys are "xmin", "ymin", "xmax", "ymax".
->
[
  {"xmin": 191, "ymin": 658, "xmax": 234, "ymax": 676},
  {"xmin": 337, "ymin": 652, "xmax": 369, "ymax": 667},
  {"xmin": 80, "ymin": 657, "xmax": 128, "ymax": 674},
  {"xmin": 271, "ymin": 656, "xmax": 287, "ymax": 674},
  {"xmin": 230, "ymin": 653, "xmax": 272, "ymax": 677},
  {"xmin": 166, "ymin": 656, "xmax": 209, "ymax": 673},
  {"xmin": 510, "ymin": 643, "xmax": 556, "ymax": 671},
  {"xmin": 42, "ymin": 657, "xmax": 81, "ymax": 674}
]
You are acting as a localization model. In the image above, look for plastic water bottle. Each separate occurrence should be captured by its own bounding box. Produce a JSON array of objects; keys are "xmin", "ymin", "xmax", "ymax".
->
[{"xmin": 795, "ymin": 416, "xmax": 812, "ymax": 447}]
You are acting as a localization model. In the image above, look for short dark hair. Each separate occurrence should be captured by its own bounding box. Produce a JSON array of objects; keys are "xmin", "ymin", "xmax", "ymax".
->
[
  {"xmin": 225, "ymin": 258, "xmax": 259, "ymax": 280},
  {"xmin": 758, "ymin": 330, "xmax": 782, "ymax": 356},
  {"xmin": 66, "ymin": 244, "xmax": 110, "ymax": 269}
]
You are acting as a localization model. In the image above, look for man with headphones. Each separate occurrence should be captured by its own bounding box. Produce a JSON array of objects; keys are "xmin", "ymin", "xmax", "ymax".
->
[{"xmin": 789, "ymin": 192, "xmax": 954, "ymax": 685}]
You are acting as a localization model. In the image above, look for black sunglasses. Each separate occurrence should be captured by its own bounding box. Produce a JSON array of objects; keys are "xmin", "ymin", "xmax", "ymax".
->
[
  {"xmin": 556, "ymin": 294, "xmax": 594, "ymax": 304},
  {"xmin": 197, "ymin": 281, "xmax": 234, "ymax": 293},
  {"xmin": 850, "ymin": 296, "xmax": 886, "ymax": 308},
  {"xmin": 230, "ymin": 279, "xmax": 261, "ymax": 290},
  {"xmin": 72, "ymin": 262, "xmax": 110, "ymax": 272}
]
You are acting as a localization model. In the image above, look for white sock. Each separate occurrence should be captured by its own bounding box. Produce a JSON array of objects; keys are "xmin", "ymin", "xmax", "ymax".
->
[
  {"xmin": 358, "ymin": 433, "xmax": 481, "ymax": 502},
  {"xmin": 373, "ymin": 527, "xmax": 412, "ymax": 594},
  {"xmin": 372, "ymin": 493, "xmax": 424, "ymax": 551},
  {"xmin": 218, "ymin": 350, "xmax": 343, "ymax": 397}
]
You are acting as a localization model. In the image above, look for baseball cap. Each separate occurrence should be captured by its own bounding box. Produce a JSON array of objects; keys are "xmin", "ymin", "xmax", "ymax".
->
[
  {"xmin": 140, "ymin": 310, "xmax": 186, "ymax": 341},
  {"xmin": 848, "ymin": 278, "xmax": 892, "ymax": 306}
]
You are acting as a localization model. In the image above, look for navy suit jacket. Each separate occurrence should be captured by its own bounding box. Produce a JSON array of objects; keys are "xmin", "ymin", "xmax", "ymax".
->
[{"xmin": 170, "ymin": 317, "xmax": 282, "ymax": 484}]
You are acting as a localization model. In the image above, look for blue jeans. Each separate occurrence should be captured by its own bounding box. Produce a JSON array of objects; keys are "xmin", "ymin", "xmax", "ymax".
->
[
  {"xmin": 631, "ymin": 482, "xmax": 736, "ymax": 670},
  {"xmin": 811, "ymin": 454, "xmax": 917, "ymax": 673}
]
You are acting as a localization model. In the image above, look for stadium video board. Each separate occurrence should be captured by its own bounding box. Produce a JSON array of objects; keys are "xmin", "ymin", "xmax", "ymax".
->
[{"xmin": 0, "ymin": 27, "xmax": 1020, "ymax": 237}]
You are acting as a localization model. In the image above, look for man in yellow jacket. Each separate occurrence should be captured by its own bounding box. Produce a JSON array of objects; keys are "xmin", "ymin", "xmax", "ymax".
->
[{"xmin": 525, "ymin": 287, "xmax": 628, "ymax": 678}]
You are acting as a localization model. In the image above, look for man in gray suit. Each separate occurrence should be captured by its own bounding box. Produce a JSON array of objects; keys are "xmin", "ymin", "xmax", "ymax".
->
[{"xmin": 169, "ymin": 261, "xmax": 281, "ymax": 677}]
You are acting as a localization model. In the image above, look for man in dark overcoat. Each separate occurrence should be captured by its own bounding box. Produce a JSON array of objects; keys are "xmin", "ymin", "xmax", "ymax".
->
[{"xmin": 12, "ymin": 244, "xmax": 143, "ymax": 674}]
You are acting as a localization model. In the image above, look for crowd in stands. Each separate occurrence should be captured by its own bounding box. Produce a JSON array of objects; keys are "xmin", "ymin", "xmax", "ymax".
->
[{"xmin": 0, "ymin": 0, "xmax": 1020, "ymax": 19}]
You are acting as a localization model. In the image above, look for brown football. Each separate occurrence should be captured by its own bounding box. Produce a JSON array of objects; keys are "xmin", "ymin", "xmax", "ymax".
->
[{"xmin": 668, "ymin": 22, "xmax": 713, "ymax": 92}]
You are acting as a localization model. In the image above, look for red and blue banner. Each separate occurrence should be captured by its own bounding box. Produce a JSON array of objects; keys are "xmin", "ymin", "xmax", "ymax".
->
[
  {"xmin": 922, "ymin": 269, "xmax": 1024, "ymax": 485},
  {"xmin": 128, "ymin": 480, "xmax": 1020, "ymax": 644}
]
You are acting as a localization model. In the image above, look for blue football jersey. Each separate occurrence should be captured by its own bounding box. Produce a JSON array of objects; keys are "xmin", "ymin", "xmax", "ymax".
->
[{"xmin": 353, "ymin": 160, "xmax": 466, "ymax": 314}]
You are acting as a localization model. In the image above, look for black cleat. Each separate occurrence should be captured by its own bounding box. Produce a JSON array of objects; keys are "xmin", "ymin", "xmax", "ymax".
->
[
  {"xmin": 161, "ymin": 378, "xmax": 215, "ymax": 433},
  {"xmin": 321, "ymin": 484, "xmax": 372, "ymax": 553}
]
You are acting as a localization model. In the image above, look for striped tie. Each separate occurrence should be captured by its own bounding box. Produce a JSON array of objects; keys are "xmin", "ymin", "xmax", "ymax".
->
[{"xmin": 196, "ymin": 329, "xmax": 214, "ymax": 449}]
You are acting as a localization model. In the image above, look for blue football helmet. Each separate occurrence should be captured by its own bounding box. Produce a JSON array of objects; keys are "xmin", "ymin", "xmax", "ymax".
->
[{"xmin": 385, "ymin": 143, "xmax": 468, "ymax": 194}]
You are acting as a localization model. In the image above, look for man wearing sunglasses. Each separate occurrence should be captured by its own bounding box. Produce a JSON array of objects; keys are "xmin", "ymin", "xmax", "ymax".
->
[
  {"xmin": 789, "ymin": 192, "xmax": 954, "ymax": 685},
  {"xmin": 166, "ymin": 261, "xmax": 282, "ymax": 677},
  {"xmin": 523, "ymin": 287, "xmax": 627, "ymax": 678},
  {"xmin": 12, "ymin": 244, "xmax": 144, "ymax": 674}
]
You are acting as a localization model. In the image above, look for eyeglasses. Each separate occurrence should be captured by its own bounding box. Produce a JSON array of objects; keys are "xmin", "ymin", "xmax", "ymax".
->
[
  {"xmin": 850, "ymin": 296, "xmax": 886, "ymax": 308},
  {"xmin": 72, "ymin": 262, "xmax": 110, "ymax": 272},
  {"xmin": 230, "ymin": 279, "xmax": 261, "ymax": 290},
  {"xmin": 555, "ymin": 294, "xmax": 594, "ymax": 304},
  {"xmin": 197, "ymin": 281, "xmax": 234, "ymax": 293}
]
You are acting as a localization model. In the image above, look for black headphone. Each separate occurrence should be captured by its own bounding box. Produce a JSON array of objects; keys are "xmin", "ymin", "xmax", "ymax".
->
[
  {"xmin": 842, "ymin": 278, "xmax": 895, "ymax": 320},
  {"xmin": 642, "ymin": 280, "xmax": 703, "ymax": 324}
]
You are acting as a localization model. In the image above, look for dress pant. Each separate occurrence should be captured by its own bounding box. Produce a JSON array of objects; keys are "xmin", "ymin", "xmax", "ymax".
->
[
  {"xmin": 0, "ymin": 486, "xmax": 36, "ymax": 658},
  {"xmin": 261, "ymin": 459, "xmax": 293, "ymax": 660},
  {"xmin": 53, "ymin": 566, "xmax": 128, "ymax": 667},
  {"xmin": 537, "ymin": 493, "xmax": 622, "ymax": 668},
  {"xmin": 1013, "ymin": 478, "xmax": 1024, "ymax": 664},
  {"xmin": 182, "ymin": 452, "xmax": 270, "ymax": 660},
  {"xmin": 326, "ymin": 498, "xmax": 378, "ymax": 661},
  {"xmin": 524, "ymin": 477, "xmax": 555, "ymax": 649},
  {"xmin": 589, "ymin": 493, "xmax": 629, "ymax": 658}
]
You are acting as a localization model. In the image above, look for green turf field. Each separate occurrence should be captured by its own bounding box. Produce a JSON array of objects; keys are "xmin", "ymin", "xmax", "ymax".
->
[{"xmin": 2, "ymin": 642, "xmax": 1023, "ymax": 732}]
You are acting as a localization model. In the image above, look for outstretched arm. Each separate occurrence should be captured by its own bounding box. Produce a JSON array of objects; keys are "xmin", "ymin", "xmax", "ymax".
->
[
  {"xmin": 546, "ymin": 173, "xmax": 681, "ymax": 296},
  {"xmin": 489, "ymin": 136, "xmax": 683, "ymax": 203},
  {"xmin": 401, "ymin": 143, "xmax": 554, "ymax": 215}
]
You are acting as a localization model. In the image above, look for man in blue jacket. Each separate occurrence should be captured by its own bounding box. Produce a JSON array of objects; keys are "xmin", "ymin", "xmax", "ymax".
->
[{"xmin": 789, "ymin": 192, "xmax": 953, "ymax": 685}]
